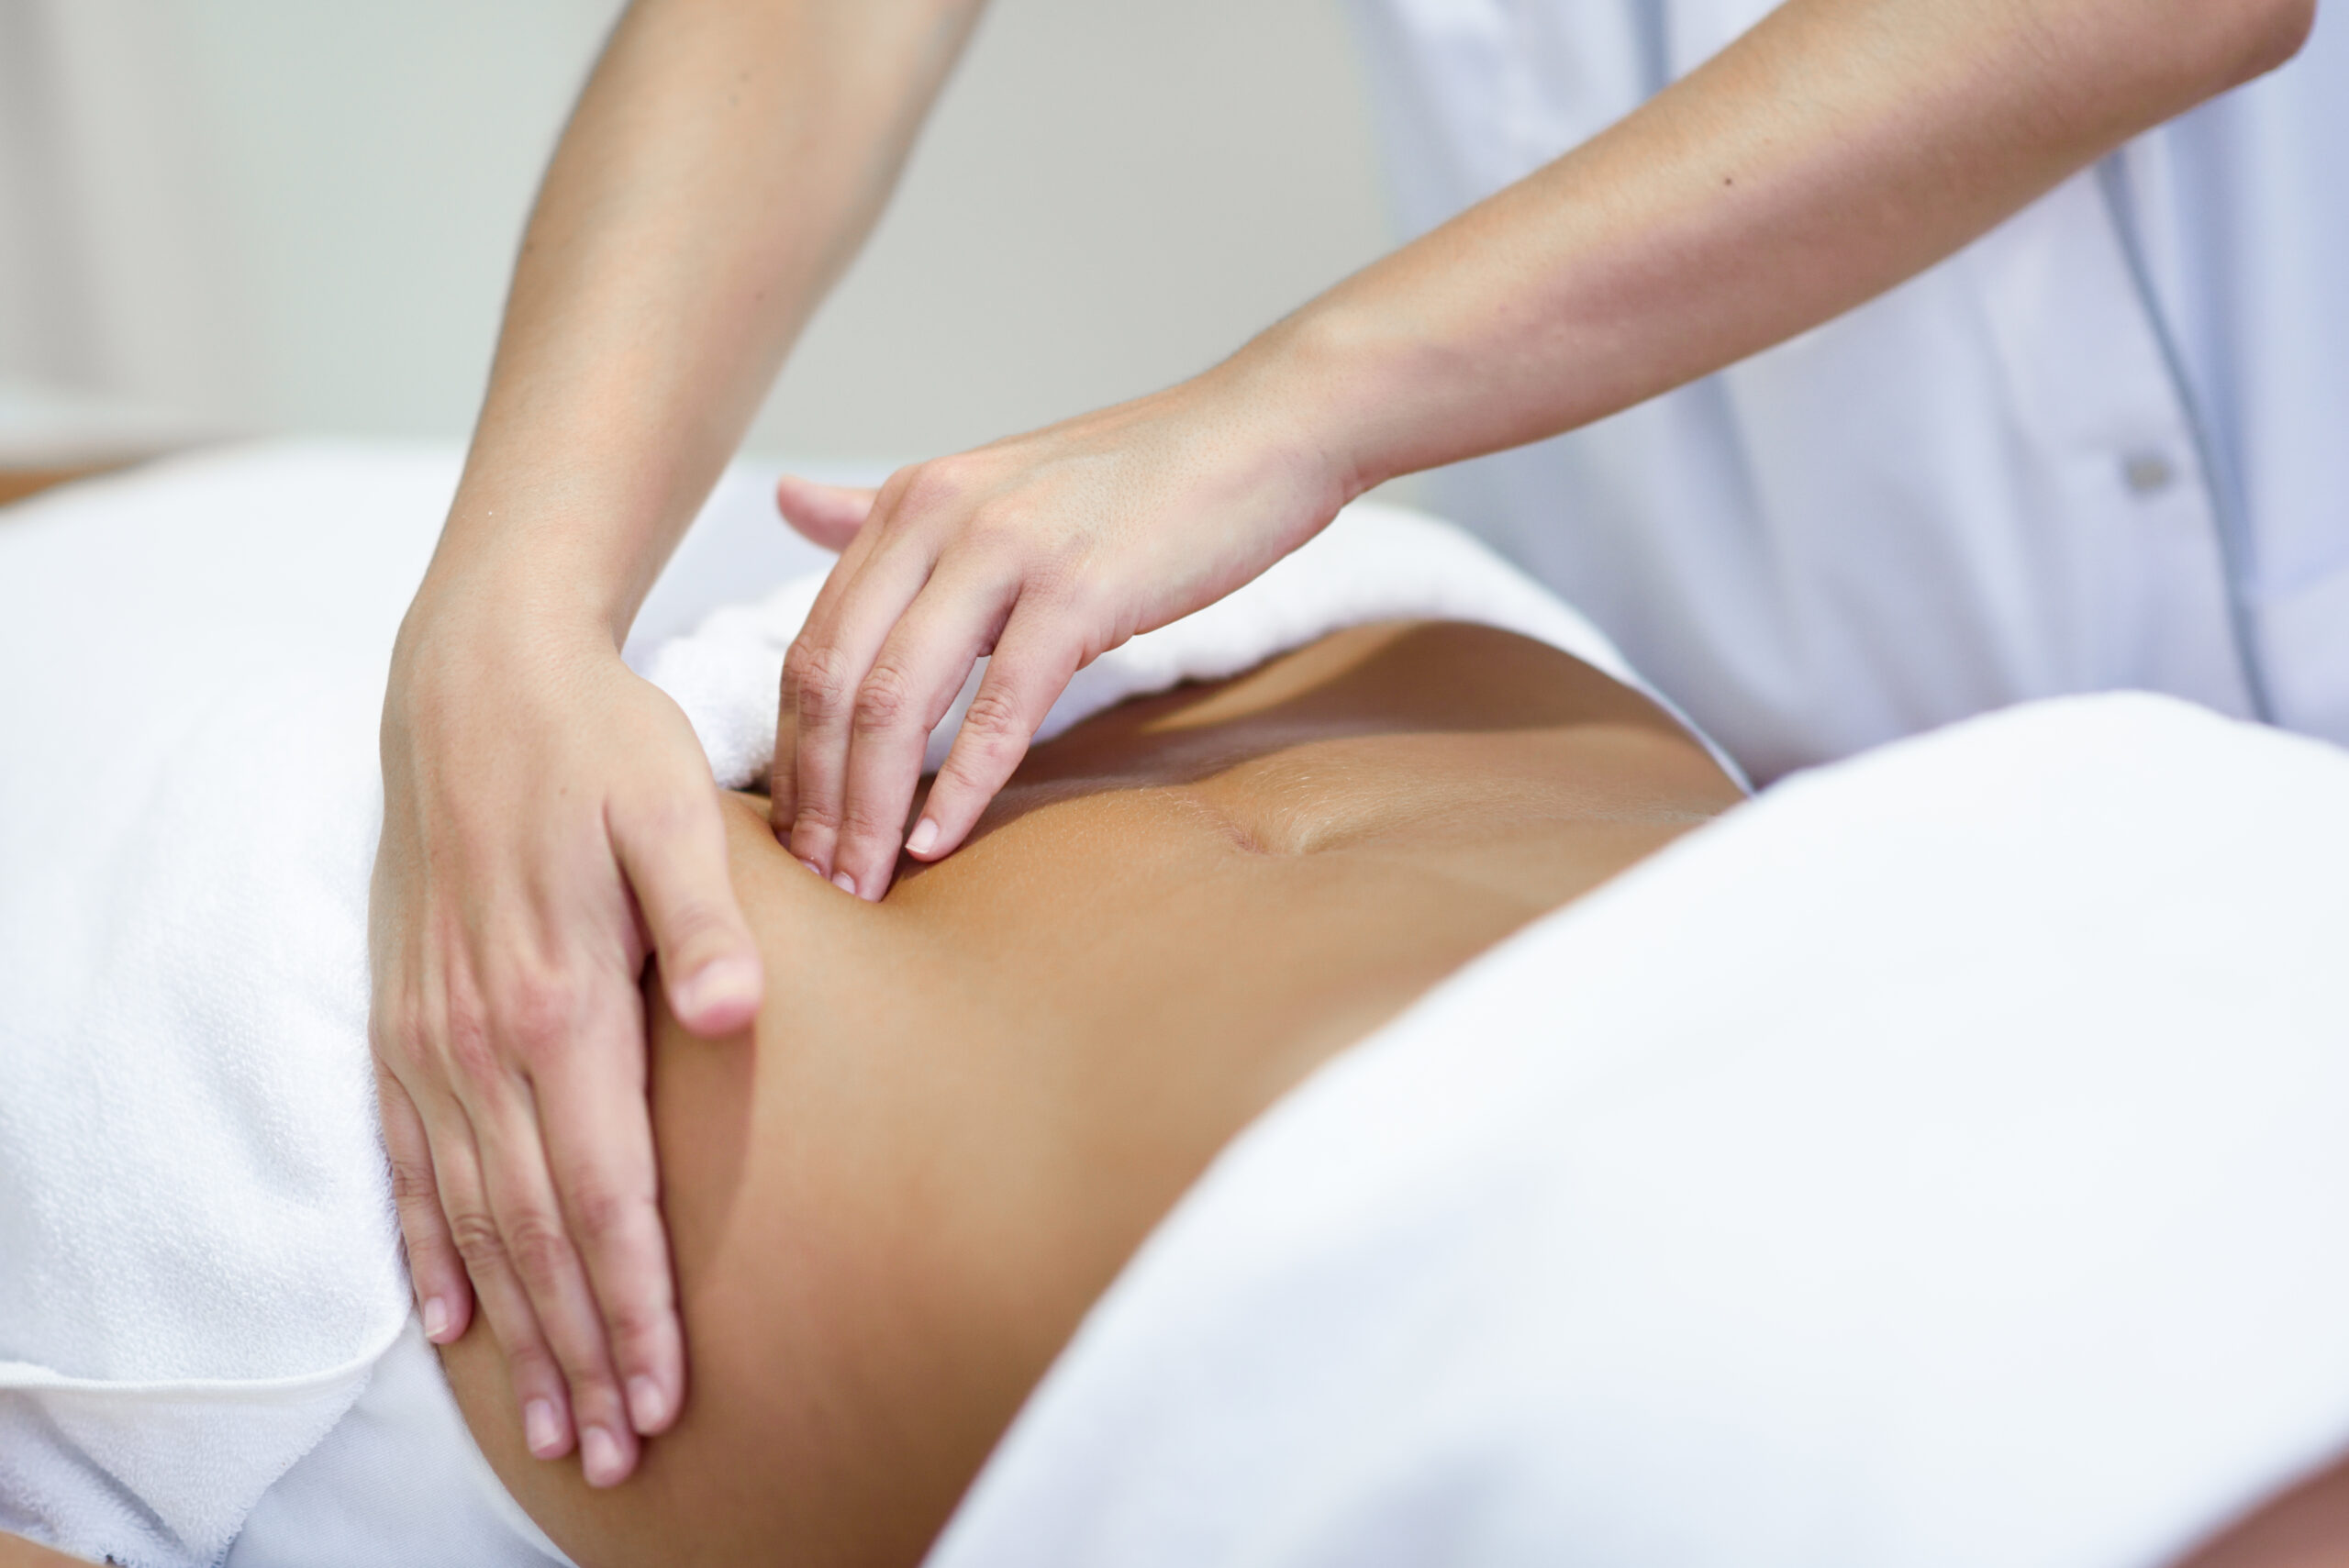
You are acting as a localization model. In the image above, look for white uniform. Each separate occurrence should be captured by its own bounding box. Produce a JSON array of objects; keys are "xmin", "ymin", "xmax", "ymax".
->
[{"xmin": 1343, "ymin": 0, "xmax": 2349, "ymax": 782}]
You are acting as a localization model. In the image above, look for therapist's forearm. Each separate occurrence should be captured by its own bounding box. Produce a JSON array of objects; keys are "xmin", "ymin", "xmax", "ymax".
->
[
  {"xmin": 1252, "ymin": 0, "xmax": 2312, "ymax": 496},
  {"xmin": 414, "ymin": 0, "xmax": 982, "ymax": 644}
]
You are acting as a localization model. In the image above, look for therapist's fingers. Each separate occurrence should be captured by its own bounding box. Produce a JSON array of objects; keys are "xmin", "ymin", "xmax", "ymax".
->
[
  {"xmin": 588, "ymin": 776, "xmax": 751, "ymax": 1441},
  {"xmin": 528, "ymin": 966, "xmax": 682, "ymax": 1447},
  {"xmin": 905, "ymin": 601, "xmax": 1087, "ymax": 863},
  {"xmin": 774, "ymin": 475, "xmax": 878, "ymax": 552},
  {"xmin": 781, "ymin": 528, "xmax": 937, "ymax": 883},
  {"xmin": 770, "ymin": 468, "xmax": 913, "ymax": 840},
  {"xmin": 377, "ymin": 1064, "xmax": 471, "ymax": 1345},
  {"xmin": 827, "ymin": 568, "xmax": 1021, "ymax": 899},
  {"xmin": 465, "ymin": 1065, "xmax": 642, "ymax": 1488},
  {"xmin": 612, "ymin": 783, "xmax": 762, "ymax": 1040},
  {"xmin": 410, "ymin": 1074, "xmax": 577, "ymax": 1465}
]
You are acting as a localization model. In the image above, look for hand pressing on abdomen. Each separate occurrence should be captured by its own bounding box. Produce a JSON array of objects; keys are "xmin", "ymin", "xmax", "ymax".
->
[
  {"xmin": 767, "ymin": 361, "xmax": 1353, "ymax": 901},
  {"xmin": 371, "ymin": 588, "xmax": 762, "ymax": 1489}
]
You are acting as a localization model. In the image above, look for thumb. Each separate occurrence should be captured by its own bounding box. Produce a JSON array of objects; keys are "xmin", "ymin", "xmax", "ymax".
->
[
  {"xmin": 774, "ymin": 475, "xmax": 879, "ymax": 552},
  {"xmin": 611, "ymin": 789, "xmax": 763, "ymax": 1037}
]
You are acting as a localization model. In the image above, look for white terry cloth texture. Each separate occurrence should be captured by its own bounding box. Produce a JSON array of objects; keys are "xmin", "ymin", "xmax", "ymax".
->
[
  {"xmin": 227, "ymin": 1318, "xmax": 574, "ymax": 1568},
  {"xmin": 927, "ymin": 693, "xmax": 2349, "ymax": 1568},
  {"xmin": 0, "ymin": 441, "xmax": 824, "ymax": 1568},
  {"xmin": 640, "ymin": 501, "xmax": 1747, "ymax": 794}
]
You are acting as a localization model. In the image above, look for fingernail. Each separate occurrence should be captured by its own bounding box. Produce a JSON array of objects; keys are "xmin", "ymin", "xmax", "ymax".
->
[
  {"xmin": 524, "ymin": 1399, "xmax": 564, "ymax": 1459},
  {"xmin": 906, "ymin": 817, "xmax": 940, "ymax": 856},
  {"xmin": 678, "ymin": 957, "xmax": 757, "ymax": 1023},
  {"xmin": 831, "ymin": 871, "xmax": 857, "ymax": 896},
  {"xmin": 581, "ymin": 1425, "xmax": 626, "ymax": 1487},
  {"xmin": 628, "ymin": 1375, "xmax": 667, "ymax": 1432},
  {"xmin": 797, "ymin": 857, "xmax": 824, "ymax": 878},
  {"xmin": 421, "ymin": 1296, "xmax": 451, "ymax": 1343}
]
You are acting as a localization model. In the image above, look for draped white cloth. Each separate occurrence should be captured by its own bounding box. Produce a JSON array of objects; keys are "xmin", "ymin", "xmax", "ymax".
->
[{"xmin": 934, "ymin": 692, "xmax": 2349, "ymax": 1568}]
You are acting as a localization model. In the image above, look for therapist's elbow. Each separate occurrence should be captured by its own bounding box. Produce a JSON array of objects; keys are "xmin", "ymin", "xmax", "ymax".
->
[
  {"xmin": 2156, "ymin": 0, "xmax": 2316, "ymax": 93},
  {"xmin": 2046, "ymin": 0, "xmax": 2315, "ymax": 112},
  {"xmin": 2227, "ymin": 0, "xmax": 2317, "ymax": 81}
]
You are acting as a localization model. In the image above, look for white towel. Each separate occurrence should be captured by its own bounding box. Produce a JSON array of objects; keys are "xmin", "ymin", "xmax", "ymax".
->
[
  {"xmin": 0, "ymin": 448, "xmax": 435, "ymax": 1567},
  {"xmin": 0, "ymin": 442, "xmax": 1697, "ymax": 1566},
  {"xmin": 642, "ymin": 501, "xmax": 1742, "ymax": 792},
  {"xmin": 0, "ymin": 442, "xmax": 812, "ymax": 1567},
  {"xmin": 928, "ymin": 694, "xmax": 2349, "ymax": 1568}
]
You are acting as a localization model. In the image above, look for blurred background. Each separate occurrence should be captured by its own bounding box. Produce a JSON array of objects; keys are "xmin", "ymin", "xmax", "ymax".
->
[{"xmin": 0, "ymin": 0, "xmax": 1395, "ymax": 475}]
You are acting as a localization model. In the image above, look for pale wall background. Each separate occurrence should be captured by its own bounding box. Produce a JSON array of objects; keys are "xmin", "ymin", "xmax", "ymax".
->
[{"xmin": 0, "ymin": 0, "xmax": 1396, "ymax": 464}]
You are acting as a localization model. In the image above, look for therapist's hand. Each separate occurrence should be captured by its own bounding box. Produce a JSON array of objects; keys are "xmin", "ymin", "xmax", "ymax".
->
[
  {"xmin": 769, "ymin": 367, "xmax": 1349, "ymax": 897},
  {"xmin": 371, "ymin": 600, "xmax": 762, "ymax": 1488}
]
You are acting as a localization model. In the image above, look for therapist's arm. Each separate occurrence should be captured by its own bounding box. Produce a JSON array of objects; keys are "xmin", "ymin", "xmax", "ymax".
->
[
  {"xmin": 373, "ymin": 0, "xmax": 982, "ymax": 1489},
  {"xmin": 772, "ymin": 0, "xmax": 2311, "ymax": 898}
]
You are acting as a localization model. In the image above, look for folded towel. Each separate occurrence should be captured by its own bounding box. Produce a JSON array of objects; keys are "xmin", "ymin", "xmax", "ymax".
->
[
  {"xmin": 641, "ymin": 500, "xmax": 1742, "ymax": 792},
  {"xmin": 928, "ymin": 695, "xmax": 2349, "ymax": 1568}
]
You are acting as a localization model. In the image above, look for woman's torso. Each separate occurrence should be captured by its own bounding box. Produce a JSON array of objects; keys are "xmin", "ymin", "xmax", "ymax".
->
[{"xmin": 441, "ymin": 620, "xmax": 1742, "ymax": 1567}]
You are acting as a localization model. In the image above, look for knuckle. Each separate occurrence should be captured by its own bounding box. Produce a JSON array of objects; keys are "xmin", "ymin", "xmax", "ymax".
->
[
  {"xmin": 1024, "ymin": 547, "xmax": 1091, "ymax": 606},
  {"xmin": 448, "ymin": 1209, "xmax": 509, "ymax": 1273},
  {"xmin": 874, "ymin": 462, "xmax": 921, "ymax": 513},
  {"xmin": 852, "ymin": 662, "xmax": 918, "ymax": 737},
  {"xmin": 962, "ymin": 503, "xmax": 1023, "ymax": 557},
  {"xmin": 785, "ymin": 639, "xmax": 854, "ymax": 724},
  {"xmin": 618, "ymin": 785, "xmax": 696, "ymax": 848},
  {"xmin": 566, "ymin": 1180, "xmax": 640, "ymax": 1252},
  {"xmin": 440, "ymin": 1004, "xmax": 504, "ymax": 1085},
  {"xmin": 387, "ymin": 1154, "xmax": 440, "ymax": 1210},
  {"xmin": 960, "ymin": 684, "xmax": 1030, "ymax": 747},
  {"xmin": 504, "ymin": 1211, "xmax": 574, "ymax": 1293},
  {"xmin": 365, "ymin": 995, "xmax": 401, "ymax": 1054},
  {"xmin": 602, "ymin": 1284, "xmax": 671, "ymax": 1349},
  {"xmin": 940, "ymin": 706, "xmax": 1030, "ymax": 799},
  {"xmin": 899, "ymin": 459, "xmax": 969, "ymax": 516},
  {"xmin": 939, "ymin": 750, "xmax": 1002, "ymax": 800},
  {"xmin": 489, "ymin": 972, "xmax": 573, "ymax": 1069},
  {"xmin": 655, "ymin": 897, "xmax": 727, "ymax": 956},
  {"xmin": 839, "ymin": 796, "xmax": 904, "ymax": 845},
  {"xmin": 370, "ymin": 995, "xmax": 430, "ymax": 1068}
]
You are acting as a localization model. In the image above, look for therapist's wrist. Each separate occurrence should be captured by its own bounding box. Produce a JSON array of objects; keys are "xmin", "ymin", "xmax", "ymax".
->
[
  {"xmin": 391, "ymin": 540, "xmax": 633, "ymax": 719},
  {"xmin": 1225, "ymin": 300, "xmax": 1441, "ymax": 508},
  {"xmin": 412, "ymin": 555, "xmax": 617, "ymax": 650},
  {"xmin": 409, "ymin": 483, "xmax": 651, "ymax": 655}
]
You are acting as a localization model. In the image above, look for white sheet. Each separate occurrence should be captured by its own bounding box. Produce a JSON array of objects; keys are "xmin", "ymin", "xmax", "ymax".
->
[
  {"xmin": 227, "ymin": 1317, "xmax": 574, "ymax": 1568},
  {"xmin": 929, "ymin": 694, "xmax": 2349, "ymax": 1568}
]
